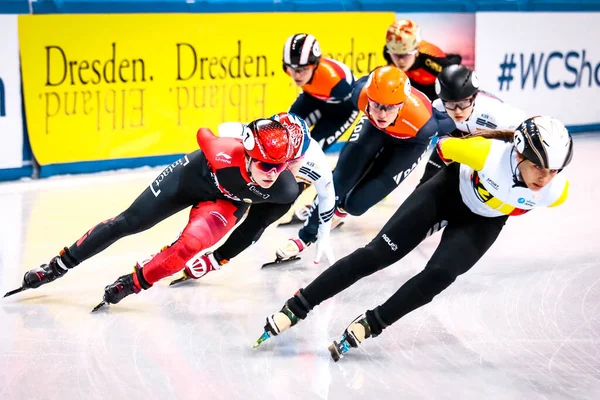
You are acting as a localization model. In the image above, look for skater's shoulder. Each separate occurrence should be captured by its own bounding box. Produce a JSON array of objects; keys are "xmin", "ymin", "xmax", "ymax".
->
[
  {"xmin": 266, "ymin": 170, "xmax": 300, "ymax": 203},
  {"xmin": 313, "ymin": 58, "xmax": 354, "ymax": 84},
  {"xmin": 395, "ymin": 88, "xmax": 433, "ymax": 133}
]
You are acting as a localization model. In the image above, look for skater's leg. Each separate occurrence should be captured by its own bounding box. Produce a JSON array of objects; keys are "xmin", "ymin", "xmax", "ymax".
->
[
  {"xmin": 366, "ymin": 213, "xmax": 507, "ymax": 334},
  {"xmin": 69, "ymin": 153, "xmax": 208, "ymax": 264},
  {"xmin": 324, "ymin": 214, "xmax": 507, "ymax": 357},
  {"xmin": 216, "ymin": 202, "xmax": 293, "ymax": 261},
  {"xmin": 174, "ymin": 201, "xmax": 294, "ymax": 282},
  {"xmin": 19, "ymin": 152, "xmax": 208, "ymax": 291},
  {"xmin": 416, "ymin": 148, "xmax": 446, "ymax": 188},
  {"xmin": 140, "ymin": 200, "xmax": 249, "ymax": 285},
  {"xmin": 260, "ymin": 167, "xmax": 456, "ymax": 339},
  {"xmin": 298, "ymin": 117, "xmax": 385, "ymax": 244},
  {"xmin": 330, "ymin": 117, "xmax": 387, "ymax": 204},
  {"xmin": 171, "ymin": 184, "xmax": 308, "ymax": 281},
  {"xmin": 341, "ymin": 140, "xmax": 428, "ymax": 216},
  {"xmin": 307, "ymin": 102, "xmax": 359, "ymax": 152},
  {"xmin": 101, "ymin": 199, "xmax": 249, "ymax": 305}
]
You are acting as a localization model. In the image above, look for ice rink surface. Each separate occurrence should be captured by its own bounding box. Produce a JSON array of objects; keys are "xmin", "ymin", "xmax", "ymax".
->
[{"xmin": 1, "ymin": 134, "xmax": 599, "ymax": 400}]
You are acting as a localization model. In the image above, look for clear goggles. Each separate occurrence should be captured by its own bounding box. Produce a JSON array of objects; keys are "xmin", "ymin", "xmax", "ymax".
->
[
  {"xmin": 442, "ymin": 96, "xmax": 476, "ymax": 111},
  {"xmin": 285, "ymin": 64, "xmax": 313, "ymax": 74},
  {"xmin": 387, "ymin": 49, "xmax": 418, "ymax": 60},
  {"xmin": 368, "ymin": 99, "xmax": 404, "ymax": 112}
]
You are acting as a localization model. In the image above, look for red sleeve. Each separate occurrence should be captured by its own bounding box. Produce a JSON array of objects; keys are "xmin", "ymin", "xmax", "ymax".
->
[
  {"xmin": 196, "ymin": 128, "xmax": 251, "ymax": 182},
  {"xmin": 436, "ymin": 137, "xmax": 452, "ymax": 163},
  {"xmin": 196, "ymin": 127, "xmax": 218, "ymax": 149}
]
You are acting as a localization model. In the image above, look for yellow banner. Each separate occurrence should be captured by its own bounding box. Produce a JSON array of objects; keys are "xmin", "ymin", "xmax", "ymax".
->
[{"xmin": 19, "ymin": 13, "xmax": 392, "ymax": 165}]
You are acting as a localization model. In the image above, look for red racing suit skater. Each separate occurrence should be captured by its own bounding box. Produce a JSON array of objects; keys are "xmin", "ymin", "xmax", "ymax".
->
[
  {"xmin": 134, "ymin": 128, "xmax": 299, "ymax": 286},
  {"xmin": 18, "ymin": 123, "xmax": 299, "ymax": 300}
]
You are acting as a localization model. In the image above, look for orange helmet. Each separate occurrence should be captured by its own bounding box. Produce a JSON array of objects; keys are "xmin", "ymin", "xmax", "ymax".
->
[
  {"xmin": 366, "ymin": 66, "xmax": 412, "ymax": 105},
  {"xmin": 385, "ymin": 19, "xmax": 421, "ymax": 55}
]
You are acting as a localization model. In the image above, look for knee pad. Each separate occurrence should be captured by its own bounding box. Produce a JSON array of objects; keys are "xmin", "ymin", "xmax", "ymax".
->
[
  {"xmin": 176, "ymin": 231, "xmax": 208, "ymax": 263},
  {"xmin": 178, "ymin": 212, "xmax": 228, "ymax": 259}
]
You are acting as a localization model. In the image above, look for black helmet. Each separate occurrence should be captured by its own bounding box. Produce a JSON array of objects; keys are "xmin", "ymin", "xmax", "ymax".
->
[
  {"xmin": 435, "ymin": 65, "xmax": 479, "ymax": 101},
  {"xmin": 282, "ymin": 33, "xmax": 321, "ymax": 68}
]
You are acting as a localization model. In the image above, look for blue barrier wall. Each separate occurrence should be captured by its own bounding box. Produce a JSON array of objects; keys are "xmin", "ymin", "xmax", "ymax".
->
[{"xmin": 2, "ymin": 0, "xmax": 600, "ymax": 14}]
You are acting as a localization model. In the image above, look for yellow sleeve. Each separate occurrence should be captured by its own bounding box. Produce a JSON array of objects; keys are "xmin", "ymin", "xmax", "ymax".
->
[
  {"xmin": 437, "ymin": 136, "xmax": 492, "ymax": 171},
  {"xmin": 549, "ymin": 180, "xmax": 569, "ymax": 207}
]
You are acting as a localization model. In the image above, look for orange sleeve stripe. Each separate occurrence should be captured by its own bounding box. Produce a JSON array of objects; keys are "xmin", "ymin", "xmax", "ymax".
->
[
  {"xmin": 418, "ymin": 41, "xmax": 446, "ymax": 58},
  {"xmin": 325, "ymin": 59, "xmax": 348, "ymax": 81},
  {"xmin": 303, "ymin": 60, "xmax": 343, "ymax": 97},
  {"xmin": 409, "ymin": 88, "xmax": 432, "ymax": 113}
]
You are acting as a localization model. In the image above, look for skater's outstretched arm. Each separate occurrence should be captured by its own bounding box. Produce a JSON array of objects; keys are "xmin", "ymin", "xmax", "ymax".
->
[{"xmin": 294, "ymin": 138, "xmax": 336, "ymax": 264}]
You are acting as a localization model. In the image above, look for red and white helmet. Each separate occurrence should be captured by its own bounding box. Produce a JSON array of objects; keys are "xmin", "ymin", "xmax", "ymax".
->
[
  {"xmin": 270, "ymin": 112, "xmax": 311, "ymax": 159},
  {"xmin": 242, "ymin": 119, "xmax": 295, "ymax": 163},
  {"xmin": 385, "ymin": 19, "xmax": 421, "ymax": 55}
]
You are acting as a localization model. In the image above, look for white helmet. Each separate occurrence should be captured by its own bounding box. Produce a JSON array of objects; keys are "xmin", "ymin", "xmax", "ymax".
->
[{"xmin": 514, "ymin": 116, "xmax": 573, "ymax": 170}]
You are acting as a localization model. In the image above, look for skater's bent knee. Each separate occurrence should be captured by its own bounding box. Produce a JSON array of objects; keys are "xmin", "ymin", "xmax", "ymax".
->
[
  {"xmin": 351, "ymin": 246, "xmax": 390, "ymax": 275},
  {"xmin": 341, "ymin": 199, "xmax": 369, "ymax": 216},
  {"xmin": 117, "ymin": 211, "xmax": 147, "ymax": 235},
  {"xmin": 421, "ymin": 264, "xmax": 457, "ymax": 294},
  {"xmin": 174, "ymin": 235, "xmax": 204, "ymax": 262}
]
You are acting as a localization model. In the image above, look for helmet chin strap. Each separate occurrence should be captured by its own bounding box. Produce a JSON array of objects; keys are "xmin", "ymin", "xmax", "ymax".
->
[
  {"xmin": 510, "ymin": 147, "xmax": 528, "ymax": 188},
  {"xmin": 246, "ymin": 157, "xmax": 258, "ymax": 185}
]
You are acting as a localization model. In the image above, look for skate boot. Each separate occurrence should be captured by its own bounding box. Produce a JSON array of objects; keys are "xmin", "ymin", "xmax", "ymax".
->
[
  {"xmin": 263, "ymin": 237, "xmax": 308, "ymax": 268},
  {"xmin": 253, "ymin": 303, "xmax": 300, "ymax": 348},
  {"xmin": 331, "ymin": 207, "xmax": 348, "ymax": 230},
  {"xmin": 276, "ymin": 237, "xmax": 309, "ymax": 260},
  {"xmin": 328, "ymin": 314, "xmax": 373, "ymax": 362},
  {"xmin": 170, "ymin": 252, "xmax": 228, "ymax": 286},
  {"xmin": 253, "ymin": 291, "xmax": 312, "ymax": 348},
  {"xmin": 103, "ymin": 274, "xmax": 141, "ymax": 304},
  {"xmin": 5, "ymin": 248, "xmax": 77, "ymax": 297},
  {"xmin": 91, "ymin": 268, "xmax": 146, "ymax": 312}
]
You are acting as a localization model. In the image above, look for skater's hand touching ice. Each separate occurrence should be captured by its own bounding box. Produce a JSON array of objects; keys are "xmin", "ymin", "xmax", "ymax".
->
[{"xmin": 314, "ymin": 230, "xmax": 335, "ymax": 265}]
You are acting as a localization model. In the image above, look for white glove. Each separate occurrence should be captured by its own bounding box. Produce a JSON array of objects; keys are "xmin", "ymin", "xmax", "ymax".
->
[
  {"xmin": 217, "ymin": 122, "xmax": 244, "ymax": 138},
  {"xmin": 184, "ymin": 252, "xmax": 223, "ymax": 279},
  {"xmin": 313, "ymin": 230, "xmax": 335, "ymax": 265}
]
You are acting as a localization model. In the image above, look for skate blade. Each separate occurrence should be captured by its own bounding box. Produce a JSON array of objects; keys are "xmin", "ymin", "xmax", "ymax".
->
[
  {"xmin": 3, "ymin": 286, "xmax": 27, "ymax": 298},
  {"xmin": 91, "ymin": 300, "xmax": 108, "ymax": 313},
  {"xmin": 261, "ymin": 256, "xmax": 301, "ymax": 269},
  {"xmin": 252, "ymin": 331, "xmax": 271, "ymax": 349},
  {"xmin": 328, "ymin": 342, "xmax": 342, "ymax": 362},
  {"xmin": 277, "ymin": 215, "xmax": 306, "ymax": 227},
  {"xmin": 169, "ymin": 275, "xmax": 190, "ymax": 286},
  {"xmin": 331, "ymin": 221, "xmax": 345, "ymax": 231}
]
